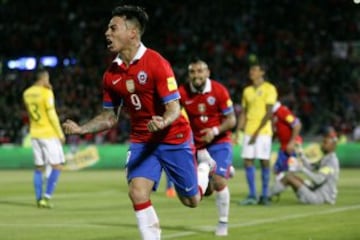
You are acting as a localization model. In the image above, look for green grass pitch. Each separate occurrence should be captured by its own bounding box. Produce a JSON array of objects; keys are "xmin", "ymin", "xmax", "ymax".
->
[{"xmin": 0, "ymin": 169, "xmax": 359, "ymax": 240}]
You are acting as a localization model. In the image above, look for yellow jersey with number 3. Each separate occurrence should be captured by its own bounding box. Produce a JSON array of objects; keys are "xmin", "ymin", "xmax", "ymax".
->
[
  {"xmin": 242, "ymin": 81, "xmax": 277, "ymax": 136},
  {"xmin": 23, "ymin": 86, "xmax": 64, "ymax": 139}
]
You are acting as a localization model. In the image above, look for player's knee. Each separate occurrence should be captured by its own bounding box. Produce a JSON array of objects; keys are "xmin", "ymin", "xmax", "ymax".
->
[
  {"xmin": 243, "ymin": 159, "xmax": 253, "ymax": 167},
  {"xmin": 51, "ymin": 164, "xmax": 62, "ymax": 170},
  {"xmin": 214, "ymin": 183, "xmax": 227, "ymax": 192},
  {"xmin": 179, "ymin": 195, "xmax": 200, "ymax": 208},
  {"xmin": 128, "ymin": 187, "xmax": 149, "ymax": 203},
  {"xmin": 284, "ymin": 171, "xmax": 296, "ymax": 180},
  {"xmin": 184, "ymin": 201, "xmax": 199, "ymax": 208},
  {"xmin": 212, "ymin": 176, "xmax": 227, "ymax": 191},
  {"xmin": 35, "ymin": 165, "xmax": 45, "ymax": 171},
  {"xmin": 260, "ymin": 160, "xmax": 270, "ymax": 168}
]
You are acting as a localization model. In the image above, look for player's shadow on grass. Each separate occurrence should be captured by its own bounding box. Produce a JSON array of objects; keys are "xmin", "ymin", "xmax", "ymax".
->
[
  {"xmin": 0, "ymin": 200, "xmax": 35, "ymax": 207},
  {"xmin": 93, "ymin": 221, "xmax": 207, "ymax": 233},
  {"xmin": 68, "ymin": 204, "xmax": 124, "ymax": 211},
  {"xmin": 87, "ymin": 225, "xmax": 207, "ymax": 240},
  {"xmin": 88, "ymin": 236, "xmax": 134, "ymax": 240},
  {"xmin": 230, "ymin": 198, "xmax": 304, "ymax": 206}
]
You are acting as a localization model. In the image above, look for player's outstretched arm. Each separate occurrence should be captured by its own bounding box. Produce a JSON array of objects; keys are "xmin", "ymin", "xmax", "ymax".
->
[{"xmin": 63, "ymin": 109, "xmax": 118, "ymax": 135}]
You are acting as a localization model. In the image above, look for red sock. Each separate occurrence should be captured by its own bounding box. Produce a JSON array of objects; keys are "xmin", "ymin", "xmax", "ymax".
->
[{"xmin": 133, "ymin": 200, "xmax": 152, "ymax": 211}]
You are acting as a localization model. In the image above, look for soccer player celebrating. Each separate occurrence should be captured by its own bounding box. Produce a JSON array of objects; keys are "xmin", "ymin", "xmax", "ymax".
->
[
  {"xmin": 179, "ymin": 59, "xmax": 236, "ymax": 236},
  {"xmin": 62, "ymin": 6, "xmax": 214, "ymax": 240},
  {"xmin": 23, "ymin": 68, "xmax": 65, "ymax": 208},
  {"xmin": 234, "ymin": 62, "xmax": 278, "ymax": 205},
  {"xmin": 271, "ymin": 131, "xmax": 340, "ymax": 204}
]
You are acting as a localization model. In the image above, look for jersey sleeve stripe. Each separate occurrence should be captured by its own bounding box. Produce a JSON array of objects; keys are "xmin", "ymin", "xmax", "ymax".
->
[
  {"xmin": 103, "ymin": 101, "xmax": 115, "ymax": 108},
  {"xmin": 222, "ymin": 106, "xmax": 234, "ymax": 115},
  {"xmin": 290, "ymin": 118, "xmax": 300, "ymax": 128},
  {"xmin": 162, "ymin": 92, "xmax": 180, "ymax": 104},
  {"xmin": 319, "ymin": 166, "xmax": 334, "ymax": 175}
]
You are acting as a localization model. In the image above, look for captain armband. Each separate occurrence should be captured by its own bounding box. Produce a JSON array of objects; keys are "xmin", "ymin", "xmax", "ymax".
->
[{"xmin": 319, "ymin": 166, "xmax": 334, "ymax": 175}]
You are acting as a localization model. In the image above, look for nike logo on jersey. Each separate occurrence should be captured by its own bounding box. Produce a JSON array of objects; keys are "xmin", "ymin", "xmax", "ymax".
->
[
  {"xmin": 185, "ymin": 100, "xmax": 193, "ymax": 105},
  {"xmin": 112, "ymin": 77, "xmax": 122, "ymax": 85}
]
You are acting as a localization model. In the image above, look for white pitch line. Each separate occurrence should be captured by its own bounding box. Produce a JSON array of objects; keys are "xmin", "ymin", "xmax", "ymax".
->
[
  {"xmin": 0, "ymin": 223, "xmax": 109, "ymax": 228},
  {"xmin": 162, "ymin": 204, "xmax": 360, "ymax": 239},
  {"xmin": 0, "ymin": 190, "xmax": 120, "ymax": 201},
  {"xmin": 0, "ymin": 204, "xmax": 358, "ymax": 238}
]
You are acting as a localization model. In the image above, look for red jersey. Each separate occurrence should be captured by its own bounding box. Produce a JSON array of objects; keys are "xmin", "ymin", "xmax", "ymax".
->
[
  {"xmin": 102, "ymin": 44, "xmax": 191, "ymax": 144},
  {"xmin": 179, "ymin": 79, "xmax": 234, "ymax": 148},
  {"xmin": 272, "ymin": 103, "xmax": 300, "ymax": 150}
]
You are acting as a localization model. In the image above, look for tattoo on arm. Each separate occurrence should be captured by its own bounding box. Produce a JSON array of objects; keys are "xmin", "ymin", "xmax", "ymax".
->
[
  {"xmin": 163, "ymin": 100, "xmax": 180, "ymax": 127},
  {"xmin": 82, "ymin": 109, "xmax": 117, "ymax": 133}
]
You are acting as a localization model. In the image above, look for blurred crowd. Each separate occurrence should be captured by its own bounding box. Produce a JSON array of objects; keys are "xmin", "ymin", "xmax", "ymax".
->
[{"xmin": 1, "ymin": 0, "xmax": 360, "ymax": 144}]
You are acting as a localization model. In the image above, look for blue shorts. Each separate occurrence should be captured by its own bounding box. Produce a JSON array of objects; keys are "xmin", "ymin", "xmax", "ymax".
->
[
  {"xmin": 274, "ymin": 150, "xmax": 296, "ymax": 173},
  {"xmin": 206, "ymin": 142, "xmax": 233, "ymax": 179},
  {"xmin": 126, "ymin": 140, "xmax": 198, "ymax": 197}
]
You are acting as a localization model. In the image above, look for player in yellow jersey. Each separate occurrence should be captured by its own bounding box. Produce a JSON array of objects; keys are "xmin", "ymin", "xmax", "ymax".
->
[
  {"xmin": 234, "ymin": 63, "xmax": 278, "ymax": 205},
  {"xmin": 23, "ymin": 68, "xmax": 65, "ymax": 208}
]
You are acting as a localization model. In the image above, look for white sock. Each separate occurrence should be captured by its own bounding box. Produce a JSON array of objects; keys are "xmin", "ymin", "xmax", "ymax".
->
[
  {"xmin": 135, "ymin": 205, "xmax": 161, "ymax": 240},
  {"xmin": 197, "ymin": 162, "xmax": 210, "ymax": 195},
  {"xmin": 271, "ymin": 179, "xmax": 286, "ymax": 196},
  {"xmin": 216, "ymin": 186, "xmax": 230, "ymax": 223}
]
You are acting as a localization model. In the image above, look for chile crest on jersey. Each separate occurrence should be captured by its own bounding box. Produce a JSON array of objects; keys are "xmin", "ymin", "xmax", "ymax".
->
[
  {"xmin": 207, "ymin": 96, "xmax": 216, "ymax": 105},
  {"xmin": 124, "ymin": 70, "xmax": 148, "ymax": 93},
  {"xmin": 137, "ymin": 70, "xmax": 148, "ymax": 85}
]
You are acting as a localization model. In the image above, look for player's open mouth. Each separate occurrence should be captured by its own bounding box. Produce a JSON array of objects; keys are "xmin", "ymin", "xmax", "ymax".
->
[{"xmin": 106, "ymin": 39, "xmax": 113, "ymax": 48}]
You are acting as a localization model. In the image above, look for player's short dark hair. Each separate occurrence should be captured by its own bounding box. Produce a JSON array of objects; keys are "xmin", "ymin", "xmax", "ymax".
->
[
  {"xmin": 112, "ymin": 5, "xmax": 149, "ymax": 35},
  {"xmin": 188, "ymin": 57, "xmax": 205, "ymax": 65},
  {"xmin": 34, "ymin": 67, "xmax": 48, "ymax": 81},
  {"xmin": 323, "ymin": 126, "xmax": 338, "ymax": 143},
  {"xmin": 250, "ymin": 61, "xmax": 268, "ymax": 72}
]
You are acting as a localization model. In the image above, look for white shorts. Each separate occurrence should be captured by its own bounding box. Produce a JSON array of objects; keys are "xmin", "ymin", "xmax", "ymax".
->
[
  {"xmin": 31, "ymin": 138, "xmax": 65, "ymax": 166},
  {"xmin": 241, "ymin": 134, "xmax": 272, "ymax": 160}
]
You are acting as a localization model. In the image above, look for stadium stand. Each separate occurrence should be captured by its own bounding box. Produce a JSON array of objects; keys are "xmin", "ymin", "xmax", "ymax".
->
[{"xmin": 1, "ymin": 0, "xmax": 359, "ymax": 144}]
